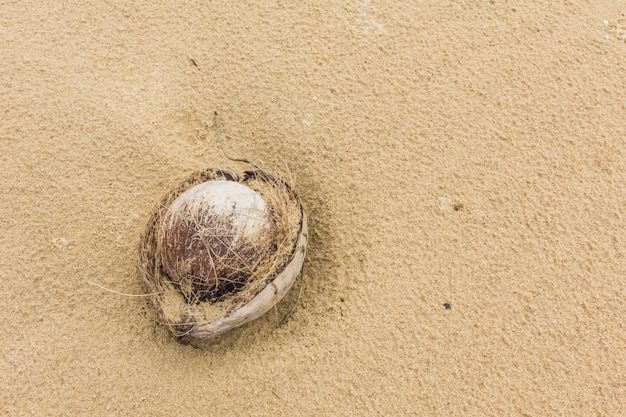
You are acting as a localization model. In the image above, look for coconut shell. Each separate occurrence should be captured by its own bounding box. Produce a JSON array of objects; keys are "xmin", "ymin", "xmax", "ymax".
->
[
  {"xmin": 138, "ymin": 168, "xmax": 307, "ymax": 338},
  {"xmin": 159, "ymin": 180, "xmax": 277, "ymax": 303}
]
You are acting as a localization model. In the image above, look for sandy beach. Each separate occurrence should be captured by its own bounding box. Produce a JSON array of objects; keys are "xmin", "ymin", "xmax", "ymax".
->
[{"xmin": 1, "ymin": 1, "xmax": 625, "ymax": 415}]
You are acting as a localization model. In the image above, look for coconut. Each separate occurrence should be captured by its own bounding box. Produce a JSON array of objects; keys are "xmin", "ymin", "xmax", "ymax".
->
[
  {"xmin": 159, "ymin": 180, "xmax": 277, "ymax": 303},
  {"xmin": 139, "ymin": 168, "xmax": 307, "ymax": 338}
]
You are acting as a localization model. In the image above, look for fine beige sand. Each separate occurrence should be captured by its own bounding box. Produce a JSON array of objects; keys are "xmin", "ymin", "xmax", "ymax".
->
[{"xmin": 1, "ymin": 1, "xmax": 625, "ymax": 416}]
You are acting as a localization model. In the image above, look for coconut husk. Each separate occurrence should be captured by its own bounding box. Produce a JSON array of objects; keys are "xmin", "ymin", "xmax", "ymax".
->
[{"xmin": 138, "ymin": 167, "xmax": 307, "ymax": 338}]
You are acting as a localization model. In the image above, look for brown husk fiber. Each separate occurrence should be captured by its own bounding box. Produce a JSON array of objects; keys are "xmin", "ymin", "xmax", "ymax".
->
[{"xmin": 139, "ymin": 168, "xmax": 303, "ymax": 337}]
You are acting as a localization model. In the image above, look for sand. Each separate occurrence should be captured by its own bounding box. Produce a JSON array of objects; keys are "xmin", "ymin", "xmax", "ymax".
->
[{"xmin": 1, "ymin": 1, "xmax": 625, "ymax": 415}]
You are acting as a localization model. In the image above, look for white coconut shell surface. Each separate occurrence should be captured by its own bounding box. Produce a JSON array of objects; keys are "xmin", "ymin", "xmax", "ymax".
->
[{"xmin": 139, "ymin": 168, "xmax": 307, "ymax": 339}]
